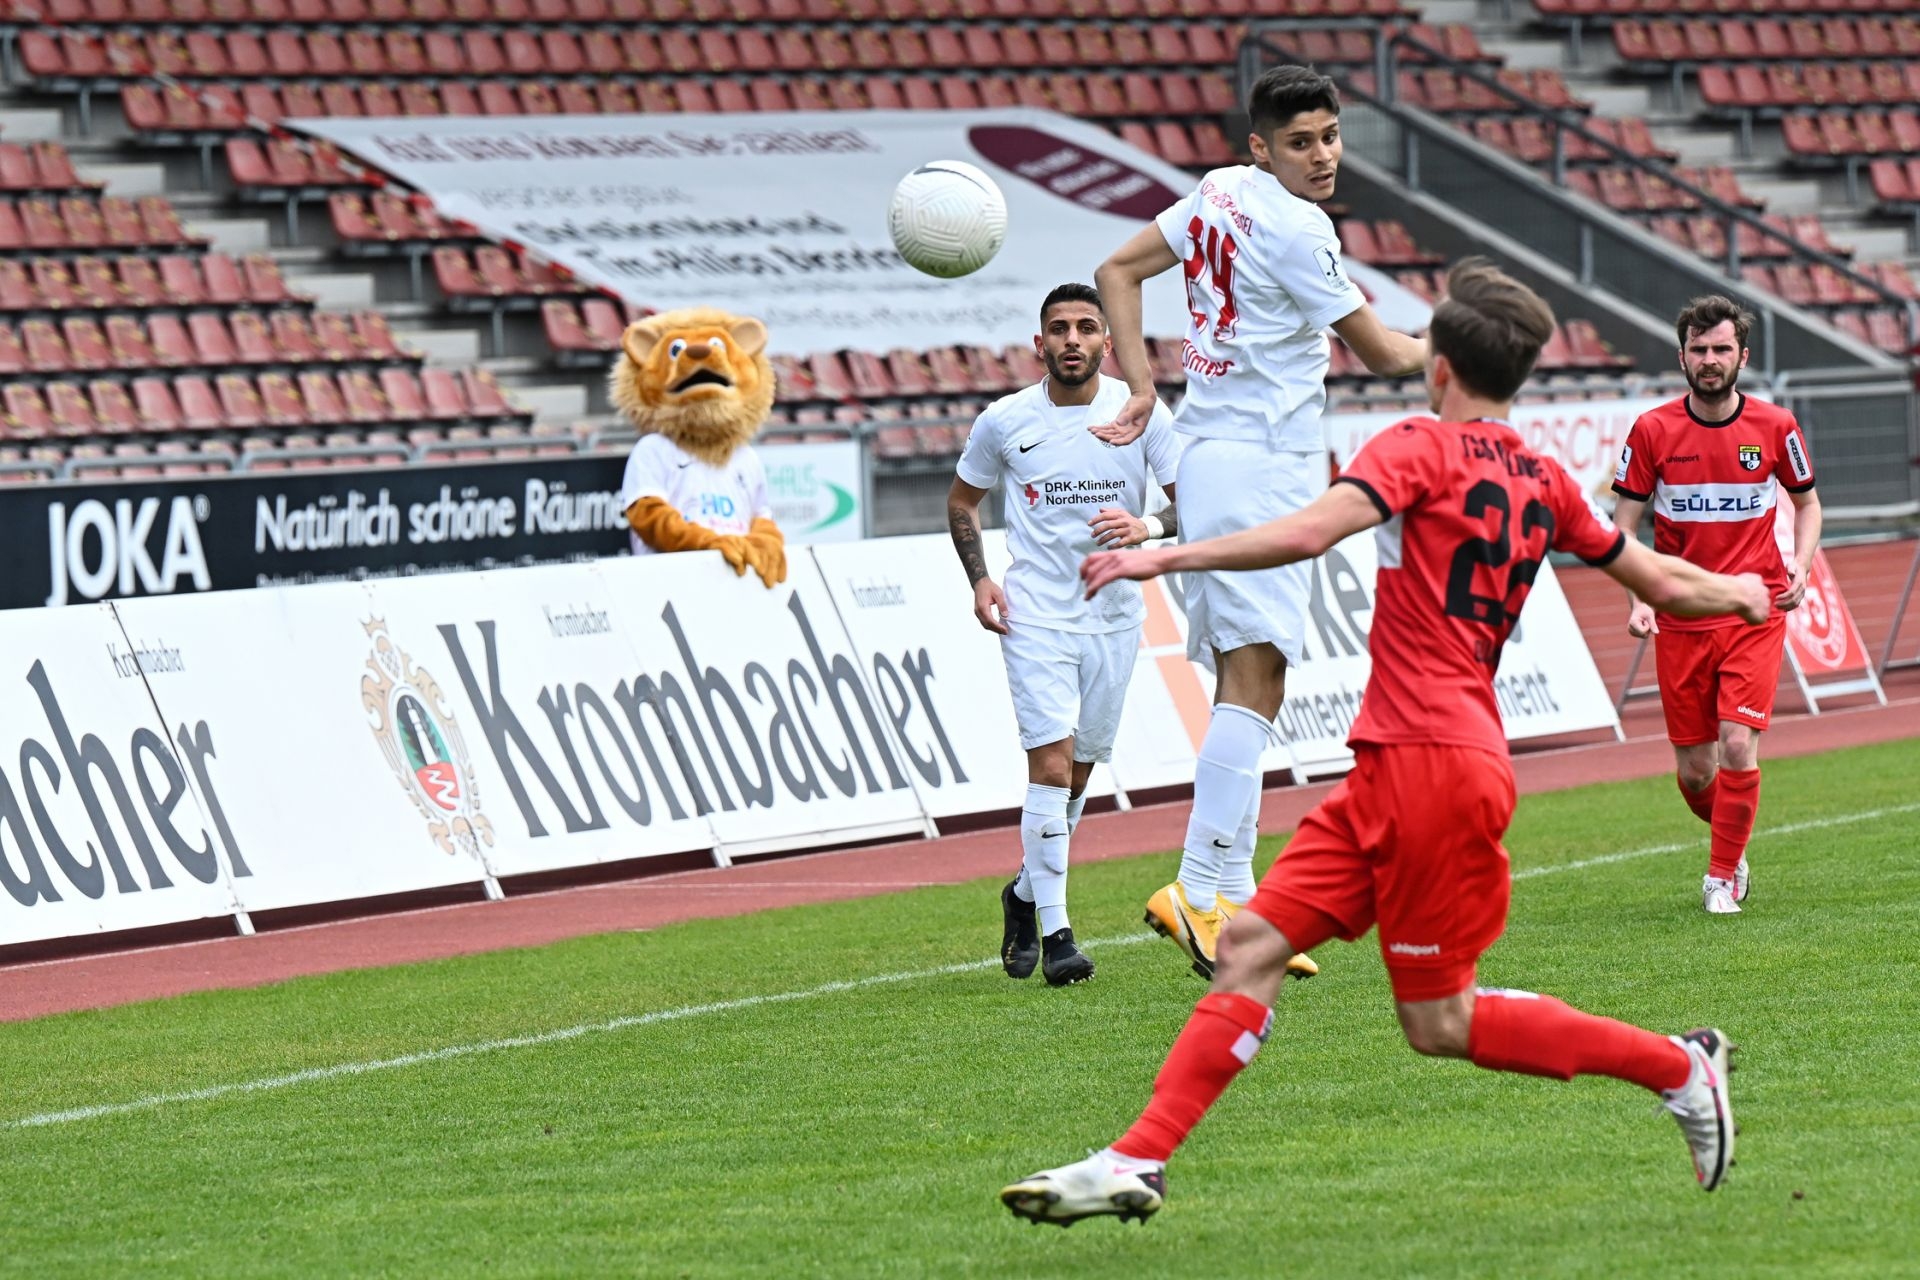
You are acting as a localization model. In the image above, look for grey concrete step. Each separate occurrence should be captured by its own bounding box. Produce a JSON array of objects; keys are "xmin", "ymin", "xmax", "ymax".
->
[
  {"xmin": 510, "ymin": 382, "xmax": 589, "ymax": 425},
  {"xmin": 286, "ymin": 271, "xmax": 375, "ymax": 310},
  {"xmin": 1828, "ymin": 225, "xmax": 1910, "ymax": 263},
  {"xmin": 72, "ymin": 162, "xmax": 167, "ymax": 197},
  {"xmin": 1579, "ymin": 85, "xmax": 1656, "ymax": 118},
  {"xmin": 1418, "ymin": 0, "xmax": 1479, "ymax": 23},
  {"xmin": 394, "ymin": 327, "xmax": 482, "ymax": 366},
  {"xmin": 0, "ymin": 107, "xmax": 64, "ymax": 140},
  {"xmin": 183, "ymin": 216, "xmax": 271, "ymax": 255},
  {"xmin": 1660, "ymin": 128, "xmax": 1742, "ymax": 167},
  {"xmin": 1739, "ymin": 177, "xmax": 1826, "ymax": 215},
  {"xmin": 1482, "ymin": 37, "xmax": 1567, "ymax": 70}
]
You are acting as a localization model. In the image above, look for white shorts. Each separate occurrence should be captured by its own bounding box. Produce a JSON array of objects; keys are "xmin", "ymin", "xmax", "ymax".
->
[
  {"xmin": 1175, "ymin": 438, "xmax": 1320, "ymax": 671},
  {"xmin": 1000, "ymin": 623, "xmax": 1139, "ymax": 762}
]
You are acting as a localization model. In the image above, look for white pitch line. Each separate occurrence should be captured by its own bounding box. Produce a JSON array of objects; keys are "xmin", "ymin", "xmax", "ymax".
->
[
  {"xmin": 6, "ymin": 932, "xmax": 1160, "ymax": 1129},
  {"xmin": 9, "ymin": 799, "xmax": 1916, "ymax": 1131},
  {"xmin": 1512, "ymin": 800, "xmax": 1920, "ymax": 882}
]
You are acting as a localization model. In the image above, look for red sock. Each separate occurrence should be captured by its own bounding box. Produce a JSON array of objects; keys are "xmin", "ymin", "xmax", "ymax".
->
[
  {"xmin": 1709, "ymin": 768, "xmax": 1760, "ymax": 881},
  {"xmin": 1468, "ymin": 988, "xmax": 1690, "ymax": 1093},
  {"xmin": 1677, "ymin": 772, "xmax": 1718, "ymax": 824},
  {"xmin": 1111, "ymin": 992, "xmax": 1272, "ymax": 1162}
]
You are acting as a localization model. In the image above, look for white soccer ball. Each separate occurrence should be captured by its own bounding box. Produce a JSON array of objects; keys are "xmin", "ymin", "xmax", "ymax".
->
[{"xmin": 887, "ymin": 160, "xmax": 1008, "ymax": 279}]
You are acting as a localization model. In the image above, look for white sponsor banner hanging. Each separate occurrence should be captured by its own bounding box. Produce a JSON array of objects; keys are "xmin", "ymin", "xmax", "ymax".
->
[
  {"xmin": 1274, "ymin": 531, "xmax": 1621, "ymax": 770},
  {"xmin": 0, "ymin": 604, "xmax": 241, "ymax": 944},
  {"xmin": 361, "ymin": 562, "xmax": 721, "ymax": 875},
  {"xmin": 294, "ymin": 110, "xmax": 1431, "ymax": 356},
  {"xmin": 1327, "ymin": 395, "xmax": 1671, "ymax": 502},
  {"xmin": 108, "ymin": 583, "xmax": 497, "ymax": 915},
  {"xmin": 759, "ymin": 439, "xmax": 865, "ymax": 543}
]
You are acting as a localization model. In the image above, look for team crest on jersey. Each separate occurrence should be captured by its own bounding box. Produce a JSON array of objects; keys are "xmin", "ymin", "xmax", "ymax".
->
[
  {"xmin": 361, "ymin": 617, "xmax": 494, "ymax": 860},
  {"xmin": 1737, "ymin": 444, "xmax": 1762, "ymax": 471}
]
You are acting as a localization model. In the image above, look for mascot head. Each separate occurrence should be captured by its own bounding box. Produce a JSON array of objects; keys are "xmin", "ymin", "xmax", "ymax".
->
[{"xmin": 609, "ymin": 306, "xmax": 776, "ymax": 468}]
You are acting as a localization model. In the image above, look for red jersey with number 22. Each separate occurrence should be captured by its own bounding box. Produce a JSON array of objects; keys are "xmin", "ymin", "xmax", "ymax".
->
[{"xmin": 1336, "ymin": 418, "xmax": 1628, "ymax": 756}]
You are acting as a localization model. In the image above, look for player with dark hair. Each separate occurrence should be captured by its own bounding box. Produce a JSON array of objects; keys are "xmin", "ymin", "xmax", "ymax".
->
[
  {"xmin": 1091, "ymin": 64, "xmax": 1427, "ymax": 981},
  {"xmin": 1612, "ymin": 295, "xmax": 1821, "ymax": 914},
  {"xmin": 946, "ymin": 283, "xmax": 1182, "ymax": 985},
  {"xmin": 1000, "ymin": 260, "xmax": 1763, "ymax": 1225}
]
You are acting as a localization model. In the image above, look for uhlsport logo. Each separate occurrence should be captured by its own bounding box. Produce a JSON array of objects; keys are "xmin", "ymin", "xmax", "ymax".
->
[
  {"xmin": 361, "ymin": 616, "xmax": 495, "ymax": 859},
  {"xmin": 1737, "ymin": 444, "xmax": 1763, "ymax": 472}
]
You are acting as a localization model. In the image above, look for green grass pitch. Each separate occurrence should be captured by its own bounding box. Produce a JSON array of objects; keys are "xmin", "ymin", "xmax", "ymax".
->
[{"xmin": 1, "ymin": 739, "xmax": 1915, "ymax": 1278}]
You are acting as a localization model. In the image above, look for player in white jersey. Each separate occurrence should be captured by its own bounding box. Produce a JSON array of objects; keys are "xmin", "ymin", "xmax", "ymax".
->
[
  {"xmin": 947, "ymin": 283, "xmax": 1182, "ymax": 986},
  {"xmin": 1092, "ymin": 66, "xmax": 1428, "ymax": 979},
  {"xmin": 620, "ymin": 434, "xmax": 770, "ymax": 557}
]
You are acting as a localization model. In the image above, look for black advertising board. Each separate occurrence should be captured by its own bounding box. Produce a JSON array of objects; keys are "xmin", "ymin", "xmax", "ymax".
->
[{"xmin": 2, "ymin": 458, "xmax": 632, "ymax": 610}]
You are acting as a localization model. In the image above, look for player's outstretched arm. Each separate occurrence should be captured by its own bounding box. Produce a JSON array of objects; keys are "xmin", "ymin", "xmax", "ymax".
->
[
  {"xmin": 1090, "ymin": 224, "xmax": 1180, "ymax": 446},
  {"xmin": 1083, "ymin": 482, "xmax": 1379, "ymax": 597},
  {"xmin": 1609, "ymin": 494, "xmax": 1660, "ymax": 637},
  {"xmin": 1602, "ymin": 539, "xmax": 1770, "ymax": 625},
  {"xmin": 1329, "ymin": 304, "xmax": 1427, "ymax": 377},
  {"xmin": 947, "ymin": 477, "xmax": 1012, "ymax": 634}
]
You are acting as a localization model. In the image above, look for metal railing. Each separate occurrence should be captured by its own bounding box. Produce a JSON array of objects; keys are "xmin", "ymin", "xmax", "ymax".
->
[{"xmin": 1239, "ymin": 23, "xmax": 1919, "ymax": 378}]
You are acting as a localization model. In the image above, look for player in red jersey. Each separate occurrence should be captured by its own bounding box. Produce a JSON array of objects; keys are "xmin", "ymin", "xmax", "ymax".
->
[
  {"xmin": 1612, "ymin": 296, "xmax": 1821, "ymax": 915},
  {"xmin": 998, "ymin": 261, "xmax": 1768, "ymax": 1226}
]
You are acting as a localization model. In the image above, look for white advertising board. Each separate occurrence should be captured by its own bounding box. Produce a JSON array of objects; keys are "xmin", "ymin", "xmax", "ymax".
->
[
  {"xmin": 296, "ymin": 110, "xmax": 1431, "ymax": 356},
  {"xmin": 812, "ymin": 531, "xmax": 1123, "ymax": 822},
  {"xmin": 595, "ymin": 552, "xmax": 929, "ymax": 856},
  {"xmin": 1326, "ymin": 395, "xmax": 1671, "ymax": 502},
  {"xmin": 759, "ymin": 439, "xmax": 865, "ymax": 544},
  {"xmin": 361, "ymin": 561, "xmax": 722, "ymax": 875},
  {"xmin": 109, "ymin": 582, "xmax": 496, "ymax": 914},
  {"xmin": 0, "ymin": 603, "xmax": 241, "ymax": 944},
  {"xmin": 1275, "ymin": 530, "xmax": 1621, "ymax": 771}
]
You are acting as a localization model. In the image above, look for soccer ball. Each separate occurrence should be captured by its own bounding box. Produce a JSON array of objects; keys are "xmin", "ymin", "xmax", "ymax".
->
[{"xmin": 887, "ymin": 160, "xmax": 1008, "ymax": 279}]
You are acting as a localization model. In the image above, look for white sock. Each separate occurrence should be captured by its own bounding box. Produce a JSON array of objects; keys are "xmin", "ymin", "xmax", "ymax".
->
[
  {"xmin": 1012, "ymin": 867, "xmax": 1034, "ymax": 902},
  {"xmin": 1177, "ymin": 703, "xmax": 1272, "ymax": 910},
  {"xmin": 1066, "ymin": 790, "xmax": 1088, "ymax": 833},
  {"xmin": 1220, "ymin": 789, "xmax": 1260, "ymax": 904},
  {"xmin": 1022, "ymin": 783, "xmax": 1072, "ymax": 935}
]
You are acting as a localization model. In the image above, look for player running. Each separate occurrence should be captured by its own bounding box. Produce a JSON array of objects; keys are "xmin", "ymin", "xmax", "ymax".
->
[
  {"xmin": 1000, "ymin": 260, "xmax": 1764, "ymax": 1225},
  {"xmin": 1611, "ymin": 296, "xmax": 1821, "ymax": 915},
  {"xmin": 1091, "ymin": 66, "xmax": 1426, "ymax": 981},
  {"xmin": 946, "ymin": 283, "xmax": 1182, "ymax": 986}
]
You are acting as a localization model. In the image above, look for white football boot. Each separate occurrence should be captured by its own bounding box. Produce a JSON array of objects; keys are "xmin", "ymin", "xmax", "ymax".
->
[
  {"xmin": 1000, "ymin": 1149, "xmax": 1165, "ymax": 1226},
  {"xmin": 1660, "ymin": 1028, "xmax": 1737, "ymax": 1191},
  {"xmin": 1702, "ymin": 876, "xmax": 1741, "ymax": 915}
]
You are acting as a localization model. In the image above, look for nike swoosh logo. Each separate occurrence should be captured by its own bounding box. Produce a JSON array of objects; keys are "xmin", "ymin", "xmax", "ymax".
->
[
  {"xmin": 1211, "ymin": 839, "xmax": 1232, "ymax": 849},
  {"xmin": 677, "ymin": 460, "xmax": 693, "ymax": 468},
  {"xmin": 1041, "ymin": 831, "xmax": 1066, "ymax": 839},
  {"xmin": 1017, "ymin": 440, "xmax": 1043, "ymax": 453}
]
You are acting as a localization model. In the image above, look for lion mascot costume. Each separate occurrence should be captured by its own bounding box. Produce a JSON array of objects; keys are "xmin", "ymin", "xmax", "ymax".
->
[{"xmin": 614, "ymin": 306, "xmax": 787, "ymax": 589}]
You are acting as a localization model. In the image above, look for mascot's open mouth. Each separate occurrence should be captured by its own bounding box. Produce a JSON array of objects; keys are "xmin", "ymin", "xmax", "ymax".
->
[{"xmin": 671, "ymin": 368, "xmax": 733, "ymax": 393}]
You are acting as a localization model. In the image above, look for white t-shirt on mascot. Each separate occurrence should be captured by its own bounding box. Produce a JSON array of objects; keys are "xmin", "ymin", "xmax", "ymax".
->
[
  {"xmin": 620, "ymin": 433, "xmax": 771, "ymax": 557},
  {"xmin": 1154, "ymin": 165, "xmax": 1365, "ymax": 453},
  {"xmin": 956, "ymin": 373, "xmax": 1181, "ymax": 634}
]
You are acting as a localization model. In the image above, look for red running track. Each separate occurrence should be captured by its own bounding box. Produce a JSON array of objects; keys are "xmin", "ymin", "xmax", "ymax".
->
[{"xmin": 3, "ymin": 540, "xmax": 1916, "ymax": 1023}]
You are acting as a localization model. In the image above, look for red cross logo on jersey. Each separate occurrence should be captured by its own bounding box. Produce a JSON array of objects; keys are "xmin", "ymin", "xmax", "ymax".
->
[{"xmin": 1024, "ymin": 482, "xmax": 1040, "ymax": 507}]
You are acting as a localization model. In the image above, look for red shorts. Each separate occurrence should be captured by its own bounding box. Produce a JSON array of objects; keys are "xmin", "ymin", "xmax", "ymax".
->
[
  {"xmin": 1654, "ymin": 616, "xmax": 1787, "ymax": 746},
  {"xmin": 1247, "ymin": 743, "xmax": 1516, "ymax": 1002}
]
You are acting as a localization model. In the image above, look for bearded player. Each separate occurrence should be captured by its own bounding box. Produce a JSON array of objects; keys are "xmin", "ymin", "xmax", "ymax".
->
[
  {"xmin": 1000, "ymin": 260, "xmax": 1764, "ymax": 1226},
  {"xmin": 1091, "ymin": 66, "xmax": 1425, "ymax": 981},
  {"xmin": 946, "ymin": 283, "xmax": 1181, "ymax": 986},
  {"xmin": 1611, "ymin": 296, "xmax": 1821, "ymax": 915}
]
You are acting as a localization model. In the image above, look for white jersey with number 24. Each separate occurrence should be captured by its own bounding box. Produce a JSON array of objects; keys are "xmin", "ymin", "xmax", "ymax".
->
[{"xmin": 1155, "ymin": 164, "xmax": 1365, "ymax": 454}]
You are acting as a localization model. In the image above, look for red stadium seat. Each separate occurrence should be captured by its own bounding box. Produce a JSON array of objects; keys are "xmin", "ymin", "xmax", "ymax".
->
[
  {"xmin": 105, "ymin": 315, "xmax": 155, "ymax": 369},
  {"xmin": 132, "ymin": 378, "xmax": 186, "ymax": 434},
  {"xmin": 62, "ymin": 317, "xmax": 112, "ymax": 371}
]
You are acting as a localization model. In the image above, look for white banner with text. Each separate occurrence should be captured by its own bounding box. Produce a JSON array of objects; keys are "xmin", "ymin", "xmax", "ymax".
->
[{"xmin": 295, "ymin": 110, "xmax": 1433, "ymax": 356}]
